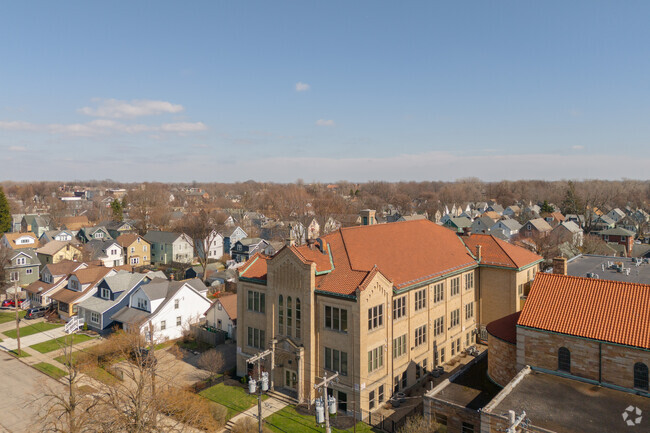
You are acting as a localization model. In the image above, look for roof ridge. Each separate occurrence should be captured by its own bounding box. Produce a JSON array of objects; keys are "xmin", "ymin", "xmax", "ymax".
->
[
  {"xmin": 491, "ymin": 235, "xmax": 518, "ymax": 267},
  {"xmin": 538, "ymin": 271, "xmax": 650, "ymax": 289}
]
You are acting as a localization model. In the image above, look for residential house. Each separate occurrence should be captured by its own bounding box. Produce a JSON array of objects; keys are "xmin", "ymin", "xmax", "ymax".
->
[
  {"xmin": 99, "ymin": 220, "xmax": 135, "ymax": 239},
  {"xmin": 541, "ymin": 211, "xmax": 565, "ymax": 227},
  {"xmin": 144, "ymin": 230, "xmax": 194, "ymax": 265},
  {"xmin": 21, "ymin": 214, "xmax": 51, "ymax": 237},
  {"xmin": 36, "ymin": 240, "xmax": 83, "ymax": 267},
  {"xmin": 521, "ymin": 218, "xmax": 553, "ymax": 238},
  {"xmin": 40, "ymin": 229, "xmax": 75, "ymax": 243},
  {"xmin": 307, "ymin": 218, "xmax": 320, "ymax": 240},
  {"xmin": 486, "ymin": 204, "xmax": 504, "ymax": 215},
  {"xmin": 85, "ymin": 240, "xmax": 125, "ymax": 267},
  {"xmin": 195, "ymin": 230, "xmax": 224, "ymax": 261},
  {"xmin": 592, "ymin": 214, "xmax": 616, "ymax": 232},
  {"xmin": 606, "ymin": 208, "xmax": 626, "ymax": 223},
  {"xmin": 459, "ymin": 209, "xmax": 480, "ymax": 220},
  {"xmin": 61, "ymin": 215, "xmax": 91, "ymax": 231},
  {"xmin": 322, "ymin": 217, "xmax": 342, "ymax": 235},
  {"xmin": 223, "ymin": 226, "xmax": 248, "ymax": 255},
  {"xmin": 490, "ymin": 219, "xmax": 522, "ymax": 240},
  {"xmin": 551, "ymin": 221, "xmax": 584, "ymax": 247},
  {"xmin": 77, "ymin": 226, "xmax": 113, "ymax": 243},
  {"xmin": 111, "ymin": 278, "xmax": 211, "ymax": 341},
  {"xmin": 616, "ymin": 215, "xmax": 642, "ymax": 235},
  {"xmin": 230, "ymin": 238, "xmax": 270, "ymax": 263},
  {"xmin": 502, "ymin": 205, "xmax": 521, "ymax": 218},
  {"xmin": 5, "ymin": 249, "xmax": 40, "ymax": 288},
  {"xmin": 116, "ymin": 233, "xmax": 151, "ymax": 267},
  {"xmin": 77, "ymin": 270, "xmax": 166, "ymax": 333},
  {"xmin": 24, "ymin": 261, "xmax": 88, "ymax": 307},
  {"xmin": 236, "ymin": 219, "xmax": 541, "ymax": 412},
  {"xmin": 471, "ymin": 215, "xmax": 496, "ymax": 234},
  {"xmin": 564, "ymin": 214, "xmax": 585, "ymax": 227},
  {"xmin": 597, "ymin": 227, "xmax": 635, "ymax": 257},
  {"xmin": 442, "ymin": 216, "xmax": 473, "ymax": 233},
  {"xmin": 51, "ymin": 266, "xmax": 118, "ymax": 319},
  {"xmin": 424, "ymin": 269, "xmax": 650, "ymax": 433},
  {"xmin": 1, "ymin": 232, "xmax": 39, "ymax": 250},
  {"xmin": 205, "ymin": 293, "xmax": 237, "ymax": 340}
]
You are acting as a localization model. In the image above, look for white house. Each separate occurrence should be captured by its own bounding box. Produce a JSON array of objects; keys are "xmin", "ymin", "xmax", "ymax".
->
[
  {"xmin": 205, "ymin": 293, "xmax": 237, "ymax": 340},
  {"xmin": 196, "ymin": 230, "xmax": 224, "ymax": 261},
  {"xmin": 491, "ymin": 219, "xmax": 522, "ymax": 240},
  {"xmin": 86, "ymin": 240, "xmax": 125, "ymax": 267},
  {"xmin": 112, "ymin": 279, "xmax": 211, "ymax": 341}
]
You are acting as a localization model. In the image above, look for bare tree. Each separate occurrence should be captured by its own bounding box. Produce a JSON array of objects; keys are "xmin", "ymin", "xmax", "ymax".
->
[
  {"xmin": 396, "ymin": 415, "xmax": 440, "ymax": 433},
  {"xmin": 178, "ymin": 209, "xmax": 221, "ymax": 283},
  {"xmin": 197, "ymin": 348, "xmax": 226, "ymax": 383}
]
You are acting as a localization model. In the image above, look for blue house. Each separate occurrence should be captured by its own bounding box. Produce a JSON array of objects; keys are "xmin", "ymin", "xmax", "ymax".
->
[
  {"xmin": 77, "ymin": 270, "xmax": 167, "ymax": 332},
  {"xmin": 223, "ymin": 226, "xmax": 247, "ymax": 255}
]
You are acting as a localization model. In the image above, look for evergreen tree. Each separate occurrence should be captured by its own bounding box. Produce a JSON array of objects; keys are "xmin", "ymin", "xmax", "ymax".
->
[
  {"xmin": 0, "ymin": 187, "xmax": 11, "ymax": 233},
  {"xmin": 561, "ymin": 181, "xmax": 582, "ymax": 215},
  {"xmin": 110, "ymin": 199, "xmax": 123, "ymax": 222},
  {"xmin": 540, "ymin": 200, "xmax": 554, "ymax": 213}
]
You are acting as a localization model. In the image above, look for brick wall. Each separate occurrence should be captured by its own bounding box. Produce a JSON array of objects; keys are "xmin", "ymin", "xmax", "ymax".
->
[{"xmin": 487, "ymin": 336, "xmax": 517, "ymax": 387}]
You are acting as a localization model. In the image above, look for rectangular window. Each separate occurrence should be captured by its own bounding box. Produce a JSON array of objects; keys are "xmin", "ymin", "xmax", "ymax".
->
[
  {"xmin": 518, "ymin": 284, "xmax": 524, "ymax": 295},
  {"xmin": 90, "ymin": 312, "xmax": 100, "ymax": 324},
  {"xmin": 401, "ymin": 371, "xmax": 407, "ymax": 389},
  {"xmin": 247, "ymin": 290, "xmax": 266, "ymax": 313},
  {"xmin": 393, "ymin": 296, "xmax": 406, "ymax": 319},
  {"xmin": 176, "ymin": 316, "xmax": 182, "ymax": 326},
  {"xmin": 26, "ymin": 268, "xmax": 33, "ymax": 274},
  {"xmin": 450, "ymin": 277, "xmax": 460, "ymax": 296},
  {"xmin": 175, "ymin": 299, "xmax": 180, "ymax": 309},
  {"xmin": 434, "ymin": 316, "xmax": 444, "ymax": 336},
  {"xmin": 160, "ymin": 320, "xmax": 166, "ymax": 330},
  {"xmin": 368, "ymin": 304, "xmax": 383, "ymax": 331},
  {"xmin": 378, "ymin": 385, "xmax": 384, "ymax": 403},
  {"xmin": 130, "ymin": 257, "xmax": 140, "ymax": 265},
  {"xmin": 462, "ymin": 422, "xmax": 474, "ymax": 433},
  {"xmin": 101, "ymin": 287, "xmax": 110, "ymax": 299},
  {"xmin": 414, "ymin": 325, "xmax": 427, "ymax": 347},
  {"xmin": 440, "ymin": 348, "xmax": 445, "ymax": 363},
  {"xmin": 369, "ymin": 390, "xmax": 375, "ymax": 410},
  {"xmin": 465, "ymin": 302, "xmax": 474, "ymax": 320},
  {"xmin": 325, "ymin": 306, "xmax": 348, "ymax": 332},
  {"xmin": 465, "ymin": 273, "xmax": 474, "ymax": 290},
  {"xmin": 247, "ymin": 327, "xmax": 265, "ymax": 349},
  {"xmin": 137, "ymin": 298, "xmax": 148, "ymax": 310},
  {"xmin": 414, "ymin": 288, "xmax": 426, "ymax": 311},
  {"xmin": 393, "ymin": 334, "xmax": 407, "ymax": 359},
  {"xmin": 325, "ymin": 347, "xmax": 348, "ymax": 375},
  {"xmin": 368, "ymin": 345, "xmax": 384, "ymax": 373},
  {"xmin": 433, "ymin": 283, "xmax": 444, "ymax": 303},
  {"xmin": 435, "ymin": 413, "xmax": 448, "ymax": 426},
  {"xmin": 10, "ymin": 271, "xmax": 18, "ymax": 282},
  {"xmin": 450, "ymin": 309, "xmax": 460, "ymax": 328}
]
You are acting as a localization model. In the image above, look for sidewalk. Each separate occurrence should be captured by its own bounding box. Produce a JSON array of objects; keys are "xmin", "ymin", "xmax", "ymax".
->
[
  {"xmin": 221, "ymin": 396, "xmax": 288, "ymax": 432},
  {"xmin": 0, "ymin": 326, "xmax": 67, "ymax": 351}
]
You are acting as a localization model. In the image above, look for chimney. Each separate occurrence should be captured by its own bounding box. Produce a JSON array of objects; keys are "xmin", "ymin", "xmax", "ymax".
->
[
  {"xmin": 476, "ymin": 245, "xmax": 482, "ymax": 263},
  {"xmin": 552, "ymin": 257, "xmax": 567, "ymax": 275},
  {"xmin": 463, "ymin": 227, "xmax": 471, "ymax": 237},
  {"xmin": 307, "ymin": 238, "xmax": 315, "ymax": 250}
]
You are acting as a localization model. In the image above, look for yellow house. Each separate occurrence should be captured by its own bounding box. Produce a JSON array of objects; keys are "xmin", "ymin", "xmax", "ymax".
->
[
  {"xmin": 117, "ymin": 233, "xmax": 151, "ymax": 267},
  {"xmin": 36, "ymin": 240, "xmax": 83, "ymax": 267}
]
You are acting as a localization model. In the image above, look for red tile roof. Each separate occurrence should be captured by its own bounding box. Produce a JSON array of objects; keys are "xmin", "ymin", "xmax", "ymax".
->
[
  {"xmin": 462, "ymin": 234, "xmax": 542, "ymax": 269},
  {"xmin": 518, "ymin": 273, "xmax": 650, "ymax": 349},
  {"xmin": 238, "ymin": 253, "xmax": 270, "ymax": 281}
]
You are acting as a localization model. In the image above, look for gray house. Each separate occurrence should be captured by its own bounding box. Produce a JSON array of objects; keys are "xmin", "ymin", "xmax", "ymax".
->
[
  {"xmin": 77, "ymin": 226, "xmax": 113, "ymax": 243},
  {"xmin": 144, "ymin": 231, "xmax": 194, "ymax": 265},
  {"xmin": 5, "ymin": 249, "xmax": 40, "ymax": 288},
  {"xmin": 230, "ymin": 238, "xmax": 270, "ymax": 263},
  {"xmin": 77, "ymin": 271, "xmax": 166, "ymax": 333}
]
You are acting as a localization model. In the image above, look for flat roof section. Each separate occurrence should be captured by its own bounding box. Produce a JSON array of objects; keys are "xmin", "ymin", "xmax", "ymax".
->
[
  {"xmin": 491, "ymin": 370, "xmax": 650, "ymax": 433},
  {"xmin": 566, "ymin": 254, "xmax": 650, "ymax": 285},
  {"xmin": 431, "ymin": 356, "xmax": 501, "ymax": 411}
]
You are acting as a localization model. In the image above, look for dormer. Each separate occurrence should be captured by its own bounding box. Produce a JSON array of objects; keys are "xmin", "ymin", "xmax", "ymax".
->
[
  {"xmin": 99, "ymin": 284, "xmax": 112, "ymax": 300},
  {"xmin": 68, "ymin": 276, "xmax": 82, "ymax": 292},
  {"xmin": 42, "ymin": 268, "xmax": 53, "ymax": 283}
]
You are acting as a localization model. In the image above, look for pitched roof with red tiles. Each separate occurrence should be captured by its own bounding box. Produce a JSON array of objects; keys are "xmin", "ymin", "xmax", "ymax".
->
[
  {"xmin": 238, "ymin": 252, "xmax": 270, "ymax": 281},
  {"xmin": 518, "ymin": 273, "xmax": 650, "ymax": 349},
  {"xmin": 461, "ymin": 234, "xmax": 542, "ymax": 269},
  {"xmin": 486, "ymin": 311, "xmax": 520, "ymax": 344}
]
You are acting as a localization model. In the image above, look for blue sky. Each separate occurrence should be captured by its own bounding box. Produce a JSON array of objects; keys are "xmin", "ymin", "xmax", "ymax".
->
[{"xmin": 1, "ymin": 1, "xmax": 649, "ymax": 182}]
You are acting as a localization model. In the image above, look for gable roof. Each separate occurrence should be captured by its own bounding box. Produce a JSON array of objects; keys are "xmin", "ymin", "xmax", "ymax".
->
[
  {"xmin": 61, "ymin": 215, "xmax": 91, "ymax": 231},
  {"xmin": 518, "ymin": 273, "xmax": 650, "ymax": 349},
  {"xmin": 495, "ymin": 219, "xmax": 523, "ymax": 231},
  {"xmin": 44, "ymin": 260, "xmax": 87, "ymax": 277},
  {"xmin": 3, "ymin": 232, "xmax": 39, "ymax": 249},
  {"xmin": 116, "ymin": 233, "xmax": 149, "ymax": 248},
  {"xmin": 461, "ymin": 234, "xmax": 542, "ymax": 269},
  {"xmin": 526, "ymin": 218, "xmax": 553, "ymax": 232},
  {"xmin": 598, "ymin": 227, "xmax": 635, "ymax": 237},
  {"xmin": 144, "ymin": 230, "xmax": 188, "ymax": 244},
  {"xmin": 36, "ymin": 240, "xmax": 81, "ymax": 256},
  {"xmin": 206, "ymin": 293, "xmax": 238, "ymax": 321}
]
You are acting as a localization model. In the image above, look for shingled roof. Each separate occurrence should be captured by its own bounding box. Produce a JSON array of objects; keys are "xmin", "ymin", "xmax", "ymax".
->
[
  {"xmin": 461, "ymin": 234, "xmax": 542, "ymax": 269},
  {"xmin": 518, "ymin": 273, "xmax": 650, "ymax": 349}
]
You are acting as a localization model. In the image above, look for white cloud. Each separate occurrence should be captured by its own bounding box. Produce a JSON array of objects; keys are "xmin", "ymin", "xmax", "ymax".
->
[
  {"xmin": 8, "ymin": 145, "xmax": 26, "ymax": 152},
  {"xmin": 160, "ymin": 122, "xmax": 207, "ymax": 132},
  {"xmin": 0, "ymin": 119, "xmax": 206, "ymax": 137},
  {"xmin": 316, "ymin": 119, "xmax": 335, "ymax": 126},
  {"xmin": 572, "ymin": 145, "xmax": 585, "ymax": 150},
  {"xmin": 295, "ymin": 82, "xmax": 310, "ymax": 92},
  {"xmin": 0, "ymin": 121, "xmax": 39, "ymax": 131},
  {"xmin": 78, "ymin": 98, "xmax": 184, "ymax": 118}
]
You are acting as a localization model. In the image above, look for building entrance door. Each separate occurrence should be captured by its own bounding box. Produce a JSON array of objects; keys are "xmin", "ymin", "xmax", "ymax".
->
[{"xmin": 284, "ymin": 369, "xmax": 297, "ymax": 389}]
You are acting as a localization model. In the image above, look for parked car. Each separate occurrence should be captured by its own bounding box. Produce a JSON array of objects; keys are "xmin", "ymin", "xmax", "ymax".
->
[
  {"xmin": 1, "ymin": 299, "xmax": 24, "ymax": 308},
  {"xmin": 25, "ymin": 305, "xmax": 50, "ymax": 320}
]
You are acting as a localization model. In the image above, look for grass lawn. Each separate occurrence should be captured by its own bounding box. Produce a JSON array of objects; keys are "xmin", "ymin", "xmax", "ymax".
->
[
  {"xmin": 84, "ymin": 366, "xmax": 120, "ymax": 385},
  {"xmin": 0, "ymin": 311, "xmax": 26, "ymax": 324},
  {"xmin": 33, "ymin": 362, "xmax": 68, "ymax": 380},
  {"xmin": 8, "ymin": 349, "xmax": 31, "ymax": 358},
  {"xmin": 200, "ymin": 381, "xmax": 268, "ymax": 421},
  {"xmin": 3, "ymin": 322, "xmax": 62, "ymax": 339},
  {"xmin": 30, "ymin": 334, "xmax": 94, "ymax": 354},
  {"xmin": 265, "ymin": 406, "xmax": 381, "ymax": 433}
]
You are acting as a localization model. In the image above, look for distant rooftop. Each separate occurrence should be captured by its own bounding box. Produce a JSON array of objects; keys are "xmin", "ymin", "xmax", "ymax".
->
[
  {"xmin": 486, "ymin": 369, "xmax": 650, "ymax": 433},
  {"xmin": 566, "ymin": 254, "xmax": 650, "ymax": 285}
]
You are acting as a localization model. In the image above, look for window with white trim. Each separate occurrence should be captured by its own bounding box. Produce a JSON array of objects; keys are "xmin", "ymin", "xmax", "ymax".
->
[
  {"xmin": 90, "ymin": 312, "xmax": 100, "ymax": 324},
  {"xmin": 176, "ymin": 316, "xmax": 182, "ymax": 327},
  {"xmin": 160, "ymin": 320, "xmax": 166, "ymax": 330}
]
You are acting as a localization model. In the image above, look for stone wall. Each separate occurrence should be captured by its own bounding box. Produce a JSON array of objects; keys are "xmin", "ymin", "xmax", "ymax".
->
[{"xmin": 487, "ymin": 335, "xmax": 517, "ymax": 387}]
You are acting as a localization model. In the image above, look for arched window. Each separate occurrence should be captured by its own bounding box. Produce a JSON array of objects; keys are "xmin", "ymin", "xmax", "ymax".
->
[
  {"xmin": 634, "ymin": 362, "xmax": 649, "ymax": 390},
  {"xmin": 295, "ymin": 298, "xmax": 301, "ymax": 339},
  {"xmin": 558, "ymin": 347, "xmax": 571, "ymax": 372},
  {"xmin": 287, "ymin": 297, "xmax": 292, "ymax": 337},
  {"xmin": 278, "ymin": 295, "xmax": 284, "ymax": 335}
]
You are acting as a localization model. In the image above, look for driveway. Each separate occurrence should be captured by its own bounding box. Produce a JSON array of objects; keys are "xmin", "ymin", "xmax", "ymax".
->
[{"xmin": 0, "ymin": 350, "xmax": 64, "ymax": 432}]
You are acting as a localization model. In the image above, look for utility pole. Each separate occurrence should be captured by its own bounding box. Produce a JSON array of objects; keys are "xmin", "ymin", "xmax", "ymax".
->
[
  {"xmin": 314, "ymin": 371, "xmax": 339, "ymax": 433},
  {"xmin": 248, "ymin": 348, "xmax": 273, "ymax": 433},
  {"xmin": 148, "ymin": 323, "xmax": 157, "ymax": 429},
  {"xmin": 13, "ymin": 281, "xmax": 21, "ymax": 356},
  {"xmin": 506, "ymin": 410, "xmax": 527, "ymax": 433}
]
